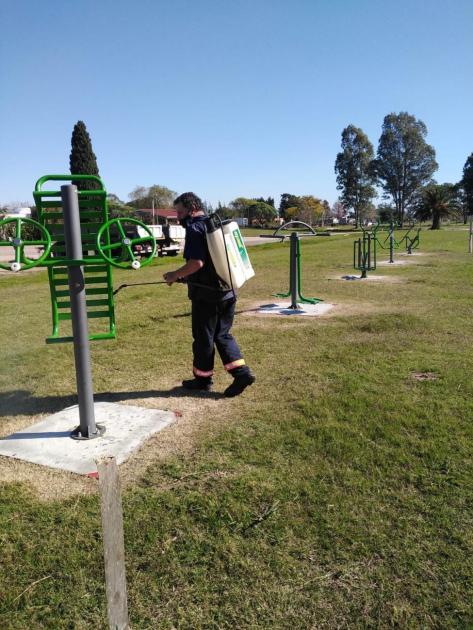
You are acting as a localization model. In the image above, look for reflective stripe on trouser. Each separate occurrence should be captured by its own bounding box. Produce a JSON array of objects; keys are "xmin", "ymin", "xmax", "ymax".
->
[
  {"xmin": 191, "ymin": 298, "xmax": 247, "ymax": 375},
  {"xmin": 193, "ymin": 366, "xmax": 214, "ymax": 378},
  {"xmin": 224, "ymin": 359, "xmax": 246, "ymax": 371}
]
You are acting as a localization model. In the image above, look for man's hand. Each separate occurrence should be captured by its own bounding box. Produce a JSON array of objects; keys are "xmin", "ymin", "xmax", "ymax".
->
[
  {"xmin": 163, "ymin": 271, "xmax": 179, "ymax": 286},
  {"xmin": 163, "ymin": 260, "xmax": 202, "ymax": 286}
]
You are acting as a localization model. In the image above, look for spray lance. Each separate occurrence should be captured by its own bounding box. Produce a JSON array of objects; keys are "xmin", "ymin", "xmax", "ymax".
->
[{"xmin": 112, "ymin": 278, "xmax": 231, "ymax": 296}]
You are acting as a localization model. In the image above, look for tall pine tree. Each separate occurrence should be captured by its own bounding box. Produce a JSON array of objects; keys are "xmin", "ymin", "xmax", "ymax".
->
[{"xmin": 69, "ymin": 121, "xmax": 101, "ymax": 190}]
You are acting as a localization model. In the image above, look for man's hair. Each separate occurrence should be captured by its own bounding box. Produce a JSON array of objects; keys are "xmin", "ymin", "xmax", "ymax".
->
[{"xmin": 173, "ymin": 192, "xmax": 204, "ymax": 213}]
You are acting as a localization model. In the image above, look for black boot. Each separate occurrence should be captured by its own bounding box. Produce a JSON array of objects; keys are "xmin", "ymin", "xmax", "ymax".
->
[
  {"xmin": 182, "ymin": 377, "xmax": 213, "ymax": 392},
  {"xmin": 224, "ymin": 370, "xmax": 255, "ymax": 398}
]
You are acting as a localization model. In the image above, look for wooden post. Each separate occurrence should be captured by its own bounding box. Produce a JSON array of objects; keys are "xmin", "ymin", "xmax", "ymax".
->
[
  {"xmin": 469, "ymin": 215, "xmax": 472, "ymax": 255},
  {"xmin": 96, "ymin": 457, "xmax": 129, "ymax": 630}
]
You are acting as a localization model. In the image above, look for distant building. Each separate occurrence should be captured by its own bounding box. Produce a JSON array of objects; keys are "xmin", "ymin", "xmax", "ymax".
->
[{"xmin": 135, "ymin": 208, "xmax": 179, "ymax": 225}]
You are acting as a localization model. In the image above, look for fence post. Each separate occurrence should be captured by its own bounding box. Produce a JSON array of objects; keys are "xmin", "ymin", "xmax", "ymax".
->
[
  {"xmin": 97, "ymin": 457, "xmax": 129, "ymax": 630},
  {"xmin": 469, "ymin": 215, "xmax": 472, "ymax": 255}
]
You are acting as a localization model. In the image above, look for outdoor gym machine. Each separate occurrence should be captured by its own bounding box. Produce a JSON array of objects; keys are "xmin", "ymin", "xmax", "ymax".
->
[
  {"xmin": 373, "ymin": 222, "xmax": 421, "ymax": 260},
  {"xmin": 0, "ymin": 175, "xmax": 156, "ymax": 440},
  {"xmin": 259, "ymin": 221, "xmax": 322, "ymax": 309},
  {"xmin": 374, "ymin": 222, "xmax": 396, "ymax": 263},
  {"xmin": 353, "ymin": 227, "xmax": 376, "ymax": 278},
  {"xmin": 400, "ymin": 226, "xmax": 421, "ymax": 254}
]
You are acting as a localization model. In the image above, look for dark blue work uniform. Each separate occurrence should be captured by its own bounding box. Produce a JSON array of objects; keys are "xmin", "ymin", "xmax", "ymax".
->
[{"xmin": 184, "ymin": 215, "xmax": 249, "ymax": 380}]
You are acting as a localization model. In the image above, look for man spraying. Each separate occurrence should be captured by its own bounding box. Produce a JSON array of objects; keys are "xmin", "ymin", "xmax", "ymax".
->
[{"xmin": 163, "ymin": 192, "xmax": 255, "ymax": 397}]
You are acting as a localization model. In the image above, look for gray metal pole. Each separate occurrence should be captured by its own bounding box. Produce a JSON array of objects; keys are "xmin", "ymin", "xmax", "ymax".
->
[
  {"xmin": 61, "ymin": 185, "xmax": 104, "ymax": 440},
  {"xmin": 361, "ymin": 232, "xmax": 367, "ymax": 278},
  {"xmin": 389, "ymin": 224, "xmax": 394, "ymax": 263},
  {"xmin": 290, "ymin": 232, "xmax": 298, "ymax": 309}
]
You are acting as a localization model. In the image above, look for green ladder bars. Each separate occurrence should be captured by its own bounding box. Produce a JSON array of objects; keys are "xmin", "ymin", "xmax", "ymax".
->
[{"xmin": 33, "ymin": 175, "xmax": 116, "ymax": 343}]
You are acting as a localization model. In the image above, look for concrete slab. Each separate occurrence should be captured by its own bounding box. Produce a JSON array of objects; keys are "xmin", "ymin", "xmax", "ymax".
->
[
  {"xmin": 256, "ymin": 301, "xmax": 334, "ymax": 317},
  {"xmin": 338, "ymin": 274, "xmax": 401, "ymax": 282},
  {"xmin": 0, "ymin": 402, "xmax": 175, "ymax": 476},
  {"xmin": 377, "ymin": 259, "xmax": 409, "ymax": 266}
]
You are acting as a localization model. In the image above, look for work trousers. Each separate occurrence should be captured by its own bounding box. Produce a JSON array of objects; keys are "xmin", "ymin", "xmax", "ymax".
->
[{"xmin": 191, "ymin": 298, "xmax": 248, "ymax": 379}]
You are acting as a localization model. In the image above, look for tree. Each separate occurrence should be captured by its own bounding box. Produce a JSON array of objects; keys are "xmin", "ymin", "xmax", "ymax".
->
[
  {"xmin": 107, "ymin": 194, "xmax": 137, "ymax": 219},
  {"xmin": 413, "ymin": 183, "xmax": 460, "ymax": 229},
  {"xmin": 253, "ymin": 196, "xmax": 275, "ymax": 208},
  {"xmin": 279, "ymin": 194, "xmax": 300, "ymax": 220},
  {"xmin": 461, "ymin": 153, "xmax": 473, "ymax": 218},
  {"xmin": 229, "ymin": 197, "xmax": 255, "ymax": 222},
  {"xmin": 127, "ymin": 185, "xmax": 177, "ymax": 209},
  {"xmin": 298, "ymin": 195, "xmax": 325, "ymax": 225},
  {"xmin": 334, "ymin": 125, "xmax": 376, "ymax": 228},
  {"xmin": 216, "ymin": 202, "xmax": 233, "ymax": 219},
  {"xmin": 372, "ymin": 112, "xmax": 438, "ymax": 226},
  {"xmin": 332, "ymin": 200, "xmax": 347, "ymax": 220},
  {"xmin": 321, "ymin": 200, "xmax": 330, "ymax": 226},
  {"xmin": 376, "ymin": 203, "xmax": 396, "ymax": 223},
  {"xmin": 248, "ymin": 201, "xmax": 277, "ymax": 226},
  {"xmin": 69, "ymin": 121, "xmax": 101, "ymax": 190},
  {"xmin": 285, "ymin": 206, "xmax": 299, "ymax": 220}
]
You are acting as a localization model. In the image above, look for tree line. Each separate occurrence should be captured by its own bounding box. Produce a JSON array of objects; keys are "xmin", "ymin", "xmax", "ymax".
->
[
  {"xmin": 62, "ymin": 121, "xmax": 344, "ymax": 227},
  {"xmin": 334, "ymin": 112, "xmax": 473, "ymax": 229},
  {"xmin": 3, "ymin": 118, "xmax": 472, "ymax": 231}
]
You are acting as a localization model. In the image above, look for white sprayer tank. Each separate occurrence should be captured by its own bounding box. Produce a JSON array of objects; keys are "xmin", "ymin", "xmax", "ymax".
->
[{"xmin": 206, "ymin": 219, "xmax": 255, "ymax": 289}]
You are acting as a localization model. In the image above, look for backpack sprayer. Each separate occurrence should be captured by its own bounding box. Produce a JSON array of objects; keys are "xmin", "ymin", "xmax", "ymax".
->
[{"xmin": 114, "ymin": 213, "xmax": 255, "ymax": 296}]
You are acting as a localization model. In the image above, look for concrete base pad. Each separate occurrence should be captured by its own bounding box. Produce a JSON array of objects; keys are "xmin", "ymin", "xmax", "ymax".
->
[
  {"xmin": 0, "ymin": 402, "xmax": 175, "ymax": 475},
  {"xmin": 339, "ymin": 274, "xmax": 395, "ymax": 282},
  {"xmin": 256, "ymin": 301, "xmax": 334, "ymax": 316},
  {"xmin": 377, "ymin": 259, "xmax": 408, "ymax": 266}
]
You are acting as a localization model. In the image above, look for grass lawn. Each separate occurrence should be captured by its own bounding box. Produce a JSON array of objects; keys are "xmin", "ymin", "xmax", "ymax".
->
[{"xmin": 1, "ymin": 229, "xmax": 473, "ymax": 628}]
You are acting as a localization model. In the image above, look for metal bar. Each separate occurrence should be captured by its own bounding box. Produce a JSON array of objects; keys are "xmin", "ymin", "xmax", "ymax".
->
[
  {"xmin": 290, "ymin": 232, "xmax": 298, "ymax": 309},
  {"xmin": 61, "ymin": 184, "xmax": 103, "ymax": 440}
]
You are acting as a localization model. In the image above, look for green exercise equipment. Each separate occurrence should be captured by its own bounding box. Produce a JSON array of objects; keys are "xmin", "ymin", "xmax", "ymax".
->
[
  {"xmin": 97, "ymin": 218, "xmax": 156, "ymax": 269},
  {"xmin": 9, "ymin": 174, "xmax": 154, "ymax": 344},
  {"xmin": 2, "ymin": 174, "xmax": 157, "ymax": 439},
  {"xmin": 354, "ymin": 228, "xmax": 376, "ymax": 278},
  {"xmin": 260, "ymin": 221, "xmax": 323, "ymax": 309},
  {"xmin": 0, "ymin": 217, "xmax": 52, "ymax": 271}
]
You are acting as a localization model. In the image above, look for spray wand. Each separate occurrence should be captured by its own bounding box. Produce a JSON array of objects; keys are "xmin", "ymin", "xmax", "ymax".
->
[{"xmin": 113, "ymin": 279, "xmax": 228, "ymax": 296}]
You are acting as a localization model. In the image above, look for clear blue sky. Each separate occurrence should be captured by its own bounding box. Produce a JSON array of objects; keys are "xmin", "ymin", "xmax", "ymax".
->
[{"xmin": 1, "ymin": 0, "xmax": 472, "ymax": 208}]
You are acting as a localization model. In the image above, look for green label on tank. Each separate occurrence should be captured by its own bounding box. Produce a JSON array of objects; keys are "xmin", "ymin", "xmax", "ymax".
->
[{"xmin": 232, "ymin": 227, "xmax": 250, "ymax": 267}]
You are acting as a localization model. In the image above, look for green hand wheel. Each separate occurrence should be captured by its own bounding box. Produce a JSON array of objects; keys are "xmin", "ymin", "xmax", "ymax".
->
[
  {"xmin": 0, "ymin": 217, "xmax": 52, "ymax": 272},
  {"xmin": 97, "ymin": 218, "xmax": 156, "ymax": 269}
]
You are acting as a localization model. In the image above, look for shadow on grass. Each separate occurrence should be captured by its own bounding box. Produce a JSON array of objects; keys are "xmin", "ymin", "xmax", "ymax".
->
[
  {"xmin": 149, "ymin": 306, "xmax": 262, "ymax": 323},
  {"xmin": 0, "ymin": 387, "xmax": 223, "ymax": 417}
]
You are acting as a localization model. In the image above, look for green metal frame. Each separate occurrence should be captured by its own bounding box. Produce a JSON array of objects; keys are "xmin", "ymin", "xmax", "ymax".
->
[
  {"xmin": 275, "ymin": 237, "xmax": 322, "ymax": 304},
  {"xmin": 33, "ymin": 174, "xmax": 116, "ymax": 344},
  {"xmin": 265, "ymin": 221, "xmax": 322, "ymax": 306},
  {"xmin": 354, "ymin": 228, "xmax": 376, "ymax": 278},
  {"xmin": 0, "ymin": 217, "xmax": 51, "ymax": 270},
  {"xmin": 401, "ymin": 227, "xmax": 421, "ymax": 252},
  {"xmin": 97, "ymin": 218, "xmax": 156, "ymax": 268}
]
